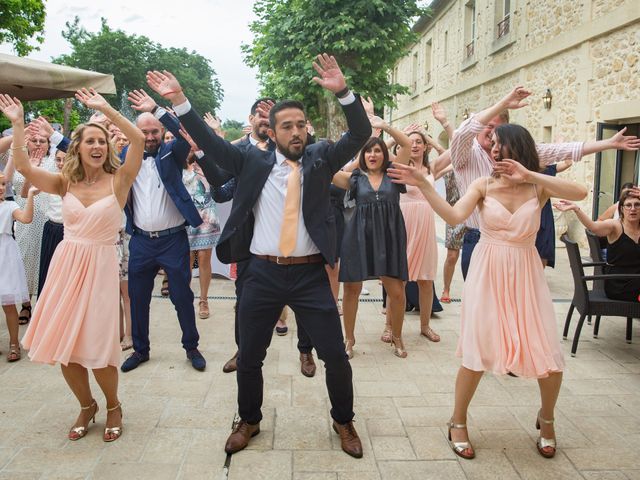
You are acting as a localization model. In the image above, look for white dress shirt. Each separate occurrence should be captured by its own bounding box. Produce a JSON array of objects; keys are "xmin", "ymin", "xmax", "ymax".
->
[
  {"xmin": 250, "ymin": 150, "xmax": 320, "ymax": 257},
  {"xmin": 131, "ymin": 153, "xmax": 185, "ymax": 232}
]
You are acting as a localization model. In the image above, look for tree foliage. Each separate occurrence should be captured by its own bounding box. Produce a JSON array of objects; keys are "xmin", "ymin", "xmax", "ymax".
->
[
  {"xmin": 242, "ymin": 0, "xmax": 425, "ymax": 136},
  {"xmin": 0, "ymin": 0, "xmax": 46, "ymax": 55},
  {"xmin": 56, "ymin": 17, "xmax": 223, "ymax": 118}
]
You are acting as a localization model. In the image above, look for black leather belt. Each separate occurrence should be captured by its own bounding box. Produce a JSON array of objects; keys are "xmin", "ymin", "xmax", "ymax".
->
[
  {"xmin": 133, "ymin": 223, "xmax": 186, "ymax": 238},
  {"xmin": 255, "ymin": 254, "xmax": 324, "ymax": 265}
]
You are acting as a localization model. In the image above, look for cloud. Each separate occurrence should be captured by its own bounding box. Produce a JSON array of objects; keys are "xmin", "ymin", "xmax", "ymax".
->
[{"xmin": 124, "ymin": 14, "xmax": 143, "ymax": 23}]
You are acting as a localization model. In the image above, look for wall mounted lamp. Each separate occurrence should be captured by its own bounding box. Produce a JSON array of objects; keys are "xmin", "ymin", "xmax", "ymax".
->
[{"xmin": 543, "ymin": 89, "xmax": 553, "ymax": 110}]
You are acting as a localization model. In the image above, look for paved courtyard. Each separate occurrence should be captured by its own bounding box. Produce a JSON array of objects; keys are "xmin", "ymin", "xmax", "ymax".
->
[{"xmin": 1, "ymin": 220, "xmax": 639, "ymax": 480}]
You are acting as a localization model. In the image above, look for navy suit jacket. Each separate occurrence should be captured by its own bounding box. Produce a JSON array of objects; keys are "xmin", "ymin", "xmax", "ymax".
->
[
  {"xmin": 122, "ymin": 110, "xmax": 202, "ymax": 234},
  {"xmin": 178, "ymin": 97, "xmax": 371, "ymax": 266}
]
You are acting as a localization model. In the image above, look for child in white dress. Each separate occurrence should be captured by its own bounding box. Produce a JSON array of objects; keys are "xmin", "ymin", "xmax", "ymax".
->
[{"xmin": 0, "ymin": 171, "xmax": 36, "ymax": 361}]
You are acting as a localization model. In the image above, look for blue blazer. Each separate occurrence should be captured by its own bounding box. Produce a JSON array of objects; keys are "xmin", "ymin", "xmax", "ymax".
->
[{"xmin": 122, "ymin": 110, "xmax": 202, "ymax": 234}]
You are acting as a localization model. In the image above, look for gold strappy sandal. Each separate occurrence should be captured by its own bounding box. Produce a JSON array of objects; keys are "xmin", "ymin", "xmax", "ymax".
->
[
  {"xmin": 68, "ymin": 400, "xmax": 98, "ymax": 441},
  {"xmin": 103, "ymin": 403, "xmax": 123, "ymax": 442},
  {"xmin": 535, "ymin": 410, "xmax": 556, "ymax": 458},
  {"xmin": 447, "ymin": 419, "xmax": 475, "ymax": 459}
]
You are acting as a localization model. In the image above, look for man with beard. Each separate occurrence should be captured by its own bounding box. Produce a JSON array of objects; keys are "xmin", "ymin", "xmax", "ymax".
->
[
  {"xmin": 119, "ymin": 90, "xmax": 206, "ymax": 372},
  {"xmin": 146, "ymin": 54, "xmax": 370, "ymax": 458},
  {"xmin": 214, "ymin": 98, "xmax": 317, "ymax": 378}
]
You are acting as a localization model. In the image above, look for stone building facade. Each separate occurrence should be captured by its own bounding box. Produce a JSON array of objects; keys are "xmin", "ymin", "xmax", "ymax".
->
[{"xmin": 388, "ymin": 0, "xmax": 640, "ymax": 235}]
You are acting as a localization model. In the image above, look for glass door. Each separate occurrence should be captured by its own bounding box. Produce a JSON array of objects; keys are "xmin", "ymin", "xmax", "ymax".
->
[{"xmin": 592, "ymin": 124, "xmax": 623, "ymax": 219}]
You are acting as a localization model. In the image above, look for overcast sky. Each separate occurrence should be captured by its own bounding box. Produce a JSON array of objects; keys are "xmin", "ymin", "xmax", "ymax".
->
[{"xmin": 0, "ymin": 0, "xmax": 260, "ymax": 122}]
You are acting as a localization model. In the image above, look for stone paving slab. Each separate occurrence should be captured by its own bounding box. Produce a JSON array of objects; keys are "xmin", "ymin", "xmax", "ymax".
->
[{"xmin": 0, "ymin": 221, "xmax": 639, "ymax": 479}]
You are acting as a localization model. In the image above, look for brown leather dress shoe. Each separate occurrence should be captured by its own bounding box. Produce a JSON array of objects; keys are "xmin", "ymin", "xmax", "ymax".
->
[
  {"xmin": 222, "ymin": 352, "xmax": 238, "ymax": 373},
  {"xmin": 224, "ymin": 420, "xmax": 260, "ymax": 454},
  {"xmin": 332, "ymin": 421, "xmax": 363, "ymax": 458},
  {"xmin": 300, "ymin": 352, "xmax": 316, "ymax": 377}
]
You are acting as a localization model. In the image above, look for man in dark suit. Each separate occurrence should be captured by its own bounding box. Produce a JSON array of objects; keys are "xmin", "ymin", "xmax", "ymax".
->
[
  {"xmin": 214, "ymin": 97, "xmax": 317, "ymax": 378},
  {"xmin": 119, "ymin": 90, "xmax": 207, "ymax": 372},
  {"xmin": 147, "ymin": 54, "xmax": 371, "ymax": 458}
]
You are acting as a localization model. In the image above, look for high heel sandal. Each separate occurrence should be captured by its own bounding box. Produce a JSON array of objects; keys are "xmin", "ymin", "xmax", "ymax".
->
[
  {"xmin": 535, "ymin": 410, "xmax": 556, "ymax": 458},
  {"xmin": 68, "ymin": 400, "xmax": 98, "ymax": 441},
  {"xmin": 18, "ymin": 304, "xmax": 31, "ymax": 325},
  {"xmin": 344, "ymin": 339, "xmax": 355, "ymax": 360},
  {"xmin": 7, "ymin": 343, "xmax": 21, "ymax": 362},
  {"xmin": 391, "ymin": 336, "xmax": 407, "ymax": 358},
  {"xmin": 198, "ymin": 299, "xmax": 210, "ymax": 319},
  {"xmin": 104, "ymin": 403, "xmax": 123, "ymax": 442},
  {"xmin": 380, "ymin": 326, "xmax": 392, "ymax": 343},
  {"xmin": 420, "ymin": 326, "xmax": 441, "ymax": 342},
  {"xmin": 446, "ymin": 419, "xmax": 475, "ymax": 459}
]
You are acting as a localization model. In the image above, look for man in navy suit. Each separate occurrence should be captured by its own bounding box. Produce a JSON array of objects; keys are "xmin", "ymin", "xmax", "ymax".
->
[
  {"xmin": 120, "ymin": 90, "xmax": 207, "ymax": 372},
  {"xmin": 147, "ymin": 54, "xmax": 371, "ymax": 457}
]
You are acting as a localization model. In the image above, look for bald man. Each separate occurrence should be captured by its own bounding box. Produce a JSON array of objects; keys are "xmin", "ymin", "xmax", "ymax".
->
[{"xmin": 120, "ymin": 106, "xmax": 206, "ymax": 372}]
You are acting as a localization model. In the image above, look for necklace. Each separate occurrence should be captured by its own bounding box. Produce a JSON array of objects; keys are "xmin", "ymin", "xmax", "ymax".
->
[{"xmin": 83, "ymin": 177, "xmax": 98, "ymax": 186}]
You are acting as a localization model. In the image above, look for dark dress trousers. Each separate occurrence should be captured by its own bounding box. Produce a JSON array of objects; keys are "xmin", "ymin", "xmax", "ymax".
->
[{"xmin": 179, "ymin": 96, "xmax": 371, "ymax": 424}]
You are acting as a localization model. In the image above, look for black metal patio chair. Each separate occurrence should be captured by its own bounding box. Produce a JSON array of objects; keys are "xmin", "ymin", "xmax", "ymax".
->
[{"xmin": 560, "ymin": 233, "xmax": 640, "ymax": 356}]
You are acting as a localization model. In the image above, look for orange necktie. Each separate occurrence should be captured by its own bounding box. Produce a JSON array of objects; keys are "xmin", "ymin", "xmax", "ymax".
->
[{"xmin": 279, "ymin": 160, "xmax": 301, "ymax": 257}]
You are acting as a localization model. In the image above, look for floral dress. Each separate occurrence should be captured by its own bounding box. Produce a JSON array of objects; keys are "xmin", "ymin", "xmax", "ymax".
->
[{"xmin": 182, "ymin": 168, "xmax": 221, "ymax": 251}]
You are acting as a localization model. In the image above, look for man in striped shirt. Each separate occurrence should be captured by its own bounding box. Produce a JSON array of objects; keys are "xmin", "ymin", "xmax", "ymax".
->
[{"xmin": 450, "ymin": 86, "xmax": 640, "ymax": 278}]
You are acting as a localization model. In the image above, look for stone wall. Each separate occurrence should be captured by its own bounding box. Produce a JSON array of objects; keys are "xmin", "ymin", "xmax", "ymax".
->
[{"xmin": 389, "ymin": 0, "xmax": 639, "ymax": 238}]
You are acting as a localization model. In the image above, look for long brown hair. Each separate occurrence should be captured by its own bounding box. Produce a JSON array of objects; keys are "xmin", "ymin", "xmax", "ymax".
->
[
  {"xmin": 493, "ymin": 124, "xmax": 539, "ymax": 172},
  {"xmin": 61, "ymin": 123, "xmax": 120, "ymax": 183}
]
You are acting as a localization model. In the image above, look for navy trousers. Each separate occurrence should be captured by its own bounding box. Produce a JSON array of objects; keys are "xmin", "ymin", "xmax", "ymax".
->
[
  {"xmin": 237, "ymin": 256, "xmax": 353, "ymax": 425},
  {"xmin": 461, "ymin": 228, "xmax": 481, "ymax": 280},
  {"xmin": 128, "ymin": 229, "xmax": 199, "ymax": 355}
]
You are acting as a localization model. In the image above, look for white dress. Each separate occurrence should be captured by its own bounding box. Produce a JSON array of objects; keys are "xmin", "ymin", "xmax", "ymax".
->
[
  {"xmin": 0, "ymin": 201, "xmax": 29, "ymax": 305},
  {"xmin": 12, "ymin": 155, "xmax": 55, "ymax": 295}
]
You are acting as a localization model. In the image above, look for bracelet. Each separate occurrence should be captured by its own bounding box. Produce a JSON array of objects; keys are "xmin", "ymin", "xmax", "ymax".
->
[
  {"xmin": 10, "ymin": 145, "xmax": 27, "ymax": 151},
  {"xmin": 151, "ymin": 105, "xmax": 159, "ymax": 115},
  {"xmin": 334, "ymin": 87, "xmax": 350, "ymax": 98}
]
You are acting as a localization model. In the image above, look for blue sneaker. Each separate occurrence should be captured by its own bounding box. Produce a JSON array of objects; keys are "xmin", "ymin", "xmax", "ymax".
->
[
  {"xmin": 187, "ymin": 349, "xmax": 206, "ymax": 371},
  {"xmin": 121, "ymin": 352, "xmax": 149, "ymax": 372}
]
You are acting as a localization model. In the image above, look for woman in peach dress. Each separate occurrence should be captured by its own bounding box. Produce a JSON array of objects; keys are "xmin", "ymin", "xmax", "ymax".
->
[
  {"xmin": 0, "ymin": 89, "xmax": 144, "ymax": 442},
  {"xmin": 398, "ymin": 131, "xmax": 440, "ymax": 342},
  {"xmin": 388, "ymin": 123, "xmax": 587, "ymax": 460}
]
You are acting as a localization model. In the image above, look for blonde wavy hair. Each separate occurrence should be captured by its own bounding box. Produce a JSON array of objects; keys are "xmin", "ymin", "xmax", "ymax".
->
[{"xmin": 61, "ymin": 122, "xmax": 120, "ymax": 183}]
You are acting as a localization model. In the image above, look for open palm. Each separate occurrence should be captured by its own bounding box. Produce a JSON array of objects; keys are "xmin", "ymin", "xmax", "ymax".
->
[
  {"xmin": 75, "ymin": 88, "xmax": 109, "ymax": 111},
  {"xmin": 0, "ymin": 94, "xmax": 24, "ymax": 123},
  {"xmin": 312, "ymin": 54, "xmax": 347, "ymax": 94},
  {"xmin": 146, "ymin": 70, "xmax": 182, "ymax": 99}
]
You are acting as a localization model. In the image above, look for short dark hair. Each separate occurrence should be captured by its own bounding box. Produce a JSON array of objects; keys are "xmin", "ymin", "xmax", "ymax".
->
[
  {"xmin": 358, "ymin": 137, "xmax": 390, "ymax": 172},
  {"xmin": 269, "ymin": 100, "xmax": 306, "ymax": 129},
  {"xmin": 618, "ymin": 189, "xmax": 640, "ymax": 222},
  {"xmin": 494, "ymin": 124, "xmax": 539, "ymax": 172},
  {"xmin": 250, "ymin": 97, "xmax": 276, "ymax": 116}
]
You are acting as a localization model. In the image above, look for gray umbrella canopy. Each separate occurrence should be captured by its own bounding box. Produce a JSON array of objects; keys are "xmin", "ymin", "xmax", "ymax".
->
[{"xmin": 0, "ymin": 53, "xmax": 115, "ymax": 101}]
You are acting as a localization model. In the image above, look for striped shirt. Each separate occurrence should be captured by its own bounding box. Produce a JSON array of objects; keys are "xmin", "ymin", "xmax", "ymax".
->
[{"xmin": 450, "ymin": 115, "xmax": 584, "ymax": 229}]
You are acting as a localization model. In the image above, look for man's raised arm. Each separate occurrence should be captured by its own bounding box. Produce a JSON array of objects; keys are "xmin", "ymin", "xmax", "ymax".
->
[{"xmin": 145, "ymin": 70, "xmax": 245, "ymax": 177}]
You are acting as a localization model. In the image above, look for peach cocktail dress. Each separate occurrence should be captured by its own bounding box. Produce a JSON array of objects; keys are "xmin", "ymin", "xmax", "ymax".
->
[
  {"xmin": 458, "ymin": 183, "xmax": 564, "ymax": 378},
  {"xmin": 399, "ymin": 175, "xmax": 437, "ymax": 281},
  {"xmin": 22, "ymin": 179, "xmax": 122, "ymax": 368}
]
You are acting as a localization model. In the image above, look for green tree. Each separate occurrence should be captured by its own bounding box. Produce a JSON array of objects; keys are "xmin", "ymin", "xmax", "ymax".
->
[
  {"xmin": 0, "ymin": 0, "xmax": 46, "ymax": 55},
  {"xmin": 242, "ymin": 0, "xmax": 425, "ymax": 138},
  {"xmin": 56, "ymin": 17, "xmax": 223, "ymax": 118}
]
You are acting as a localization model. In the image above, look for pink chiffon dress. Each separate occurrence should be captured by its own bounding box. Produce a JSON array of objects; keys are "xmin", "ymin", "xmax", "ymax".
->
[
  {"xmin": 22, "ymin": 178, "xmax": 122, "ymax": 368},
  {"xmin": 457, "ymin": 182, "xmax": 564, "ymax": 378},
  {"xmin": 400, "ymin": 174, "xmax": 438, "ymax": 281}
]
